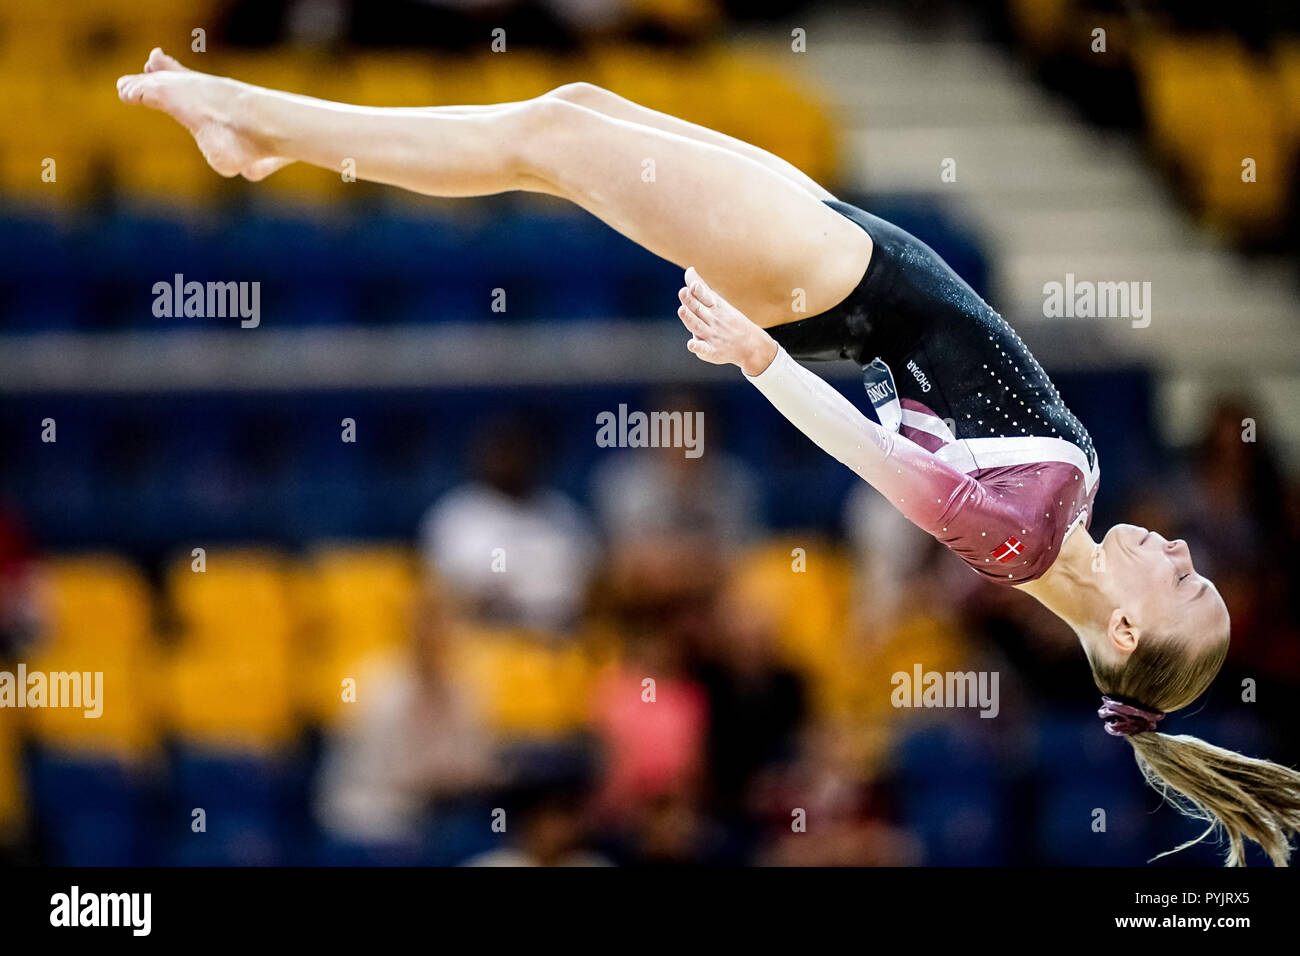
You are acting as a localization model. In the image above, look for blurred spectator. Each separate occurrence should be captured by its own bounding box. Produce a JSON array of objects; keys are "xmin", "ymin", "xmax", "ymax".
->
[
  {"xmin": 1162, "ymin": 396, "xmax": 1300, "ymax": 765},
  {"xmin": 695, "ymin": 584, "xmax": 806, "ymax": 821},
  {"xmin": 589, "ymin": 635, "xmax": 708, "ymax": 820},
  {"xmin": 753, "ymin": 719, "xmax": 922, "ymax": 866},
  {"xmin": 313, "ymin": 583, "xmax": 499, "ymax": 861},
  {"xmin": 588, "ymin": 537, "xmax": 713, "ymax": 822},
  {"xmin": 1166, "ymin": 396, "xmax": 1293, "ymax": 677},
  {"xmin": 591, "ymin": 390, "xmax": 762, "ymax": 553},
  {"xmin": 1172, "ymin": 396, "xmax": 1287, "ymax": 582},
  {"xmin": 420, "ymin": 416, "xmax": 597, "ymax": 633}
]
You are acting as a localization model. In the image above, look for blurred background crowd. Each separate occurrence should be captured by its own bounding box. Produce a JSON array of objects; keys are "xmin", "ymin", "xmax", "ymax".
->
[{"xmin": 2, "ymin": 0, "xmax": 1299, "ymax": 866}]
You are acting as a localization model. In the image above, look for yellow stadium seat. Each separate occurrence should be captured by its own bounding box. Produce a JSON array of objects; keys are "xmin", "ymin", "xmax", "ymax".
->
[
  {"xmin": 455, "ymin": 629, "xmax": 594, "ymax": 735},
  {"xmin": 303, "ymin": 544, "xmax": 419, "ymax": 721},
  {"xmin": 0, "ymin": 23, "xmax": 72, "ymax": 72},
  {"xmin": 109, "ymin": 139, "xmax": 226, "ymax": 202},
  {"xmin": 44, "ymin": 554, "xmax": 153, "ymax": 654},
  {"xmin": 165, "ymin": 641, "xmax": 297, "ymax": 748},
  {"xmin": 0, "ymin": 145, "xmax": 94, "ymax": 205},
  {"xmin": 167, "ymin": 548, "xmax": 296, "ymax": 654},
  {"xmin": 588, "ymin": 45, "xmax": 679, "ymax": 113},
  {"xmin": 203, "ymin": 52, "xmax": 339, "ymax": 101},
  {"xmin": 25, "ymin": 644, "xmax": 161, "ymax": 756},
  {"xmin": 0, "ymin": 69, "xmax": 98, "ymax": 200},
  {"xmin": 702, "ymin": 49, "xmax": 839, "ymax": 186},
  {"xmin": 1136, "ymin": 32, "xmax": 1287, "ymax": 235},
  {"xmin": 1137, "ymin": 33, "xmax": 1238, "ymax": 164},
  {"xmin": 421, "ymin": 55, "xmax": 494, "ymax": 107},
  {"xmin": 469, "ymin": 50, "xmax": 568, "ymax": 105},
  {"xmin": 26, "ymin": 554, "xmax": 163, "ymax": 754},
  {"xmin": 731, "ymin": 538, "xmax": 853, "ymax": 680},
  {"xmin": 1199, "ymin": 131, "xmax": 1287, "ymax": 235},
  {"xmin": 347, "ymin": 53, "xmax": 440, "ymax": 107},
  {"xmin": 310, "ymin": 545, "xmax": 418, "ymax": 650},
  {"xmin": 820, "ymin": 612, "xmax": 971, "ymax": 722}
]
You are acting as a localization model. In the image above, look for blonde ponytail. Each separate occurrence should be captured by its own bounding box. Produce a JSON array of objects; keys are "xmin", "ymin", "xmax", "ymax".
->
[
  {"xmin": 1089, "ymin": 624, "xmax": 1300, "ymax": 865},
  {"xmin": 1127, "ymin": 731, "xmax": 1300, "ymax": 865}
]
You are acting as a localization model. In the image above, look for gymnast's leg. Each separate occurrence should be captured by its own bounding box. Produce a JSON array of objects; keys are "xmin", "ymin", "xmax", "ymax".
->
[
  {"xmin": 138, "ymin": 50, "xmax": 831, "ymax": 202},
  {"xmin": 116, "ymin": 50, "xmax": 869, "ymax": 326}
]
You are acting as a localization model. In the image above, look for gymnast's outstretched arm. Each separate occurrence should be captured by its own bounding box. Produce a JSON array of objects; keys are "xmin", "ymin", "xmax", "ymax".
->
[{"xmin": 676, "ymin": 267, "xmax": 980, "ymax": 538}]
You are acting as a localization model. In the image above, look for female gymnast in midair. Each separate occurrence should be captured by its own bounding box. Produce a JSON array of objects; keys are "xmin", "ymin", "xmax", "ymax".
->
[{"xmin": 118, "ymin": 48, "xmax": 1300, "ymax": 865}]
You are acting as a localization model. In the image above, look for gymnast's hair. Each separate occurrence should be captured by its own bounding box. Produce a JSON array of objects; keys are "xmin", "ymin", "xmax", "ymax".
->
[{"xmin": 1087, "ymin": 628, "xmax": 1300, "ymax": 866}]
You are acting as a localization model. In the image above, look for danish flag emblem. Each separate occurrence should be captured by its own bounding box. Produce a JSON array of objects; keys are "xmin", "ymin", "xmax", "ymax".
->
[{"xmin": 992, "ymin": 536, "xmax": 1023, "ymax": 562}]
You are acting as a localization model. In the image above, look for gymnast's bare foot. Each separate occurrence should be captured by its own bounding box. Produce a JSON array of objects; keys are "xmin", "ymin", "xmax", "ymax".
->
[{"xmin": 117, "ymin": 48, "xmax": 290, "ymax": 181}]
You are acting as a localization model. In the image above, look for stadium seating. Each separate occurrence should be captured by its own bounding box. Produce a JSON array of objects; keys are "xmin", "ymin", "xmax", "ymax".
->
[
  {"xmin": 4, "ymin": 527, "xmax": 1280, "ymax": 865},
  {"xmin": 26, "ymin": 750, "xmax": 153, "ymax": 866},
  {"xmin": 304, "ymin": 544, "xmax": 419, "ymax": 723},
  {"xmin": 0, "ymin": 0, "xmax": 840, "ymax": 207},
  {"xmin": 163, "ymin": 549, "xmax": 299, "ymax": 748},
  {"xmin": 1135, "ymin": 33, "xmax": 1287, "ymax": 234},
  {"xmin": 1006, "ymin": 0, "xmax": 1300, "ymax": 239}
]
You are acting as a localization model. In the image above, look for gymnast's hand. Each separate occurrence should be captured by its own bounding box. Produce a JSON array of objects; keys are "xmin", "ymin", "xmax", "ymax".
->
[{"xmin": 677, "ymin": 266, "xmax": 779, "ymax": 377}]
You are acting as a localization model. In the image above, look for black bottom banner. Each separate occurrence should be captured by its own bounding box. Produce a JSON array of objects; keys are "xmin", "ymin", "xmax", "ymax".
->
[{"xmin": 0, "ymin": 865, "xmax": 1290, "ymax": 944}]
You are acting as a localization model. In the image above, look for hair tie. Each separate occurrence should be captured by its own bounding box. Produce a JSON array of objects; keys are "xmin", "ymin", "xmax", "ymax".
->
[{"xmin": 1097, "ymin": 695, "xmax": 1165, "ymax": 737}]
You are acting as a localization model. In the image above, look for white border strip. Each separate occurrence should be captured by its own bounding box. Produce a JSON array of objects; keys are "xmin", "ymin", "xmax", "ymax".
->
[
  {"xmin": 900, "ymin": 407, "xmax": 957, "ymax": 443},
  {"xmin": 936, "ymin": 434, "xmax": 1101, "ymax": 491}
]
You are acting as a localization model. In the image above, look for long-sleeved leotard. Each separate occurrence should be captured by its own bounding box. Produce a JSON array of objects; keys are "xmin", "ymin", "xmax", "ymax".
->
[
  {"xmin": 757, "ymin": 200, "xmax": 1100, "ymax": 584},
  {"xmin": 748, "ymin": 347, "xmax": 1096, "ymax": 585},
  {"xmin": 754, "ymin": 234, "xmax": 1097, "ymax": 587}
]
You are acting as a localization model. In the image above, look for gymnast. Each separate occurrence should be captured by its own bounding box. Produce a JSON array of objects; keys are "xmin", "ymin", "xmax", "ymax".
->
[{"xmin": 117, "ymin": 48, "xmax": 1300, "ymax": 865}]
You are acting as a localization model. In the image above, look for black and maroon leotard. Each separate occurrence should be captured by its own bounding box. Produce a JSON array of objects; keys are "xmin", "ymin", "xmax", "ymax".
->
[{"xmin": 752, "ymin": 200, "xmax": 1099, "ymax": 585}]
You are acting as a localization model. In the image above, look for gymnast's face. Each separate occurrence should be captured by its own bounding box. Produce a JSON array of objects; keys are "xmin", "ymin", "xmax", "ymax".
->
[{"xmin": 1094, "ymin": 523, "xmax": 1230, "ymax": 658}]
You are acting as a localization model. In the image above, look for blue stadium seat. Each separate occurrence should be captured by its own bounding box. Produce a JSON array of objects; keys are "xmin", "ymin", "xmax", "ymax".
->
[
  {"xmin": 344, "ymin": 211, "xmax": 480, "ymax": 323},
  {"xmin": 896, "ymin": 722, "xmax": 1002, "ymax": 786},
  {"xmin": 475, "ymin": 212, "xmax": 622, "ymax": 320},
  {"xmin": 28, "ymin": 750, "xmax": 148, "ymax": 865},
  {"xmin": 92, "ymin": 209, "xmax": 215, "ymax": 330},
  {"xmin": 903, "ymin": 784, "xmax": 1008, "ymax": 865},
  {"xmin": 167, "ymin": 749, "xmax": 302, "ymax": 865},
  {"xmin": 224, "ymin": 213, "xmax": 352, "ymax": 327},
  {"xmin": 0, "ymin": 214, "xmax": 87, "ymax": 330}
]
